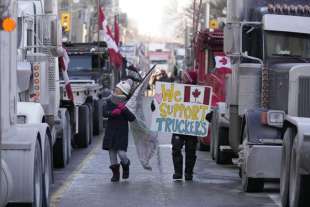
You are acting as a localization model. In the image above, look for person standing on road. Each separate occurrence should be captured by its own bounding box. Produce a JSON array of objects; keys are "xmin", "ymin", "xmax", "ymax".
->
[
  {"xmin": 171, "ymin": 69, "xmax": 199, "ymax": 181},
  {"xmin": 102, "ymin": 79, "xmax": 136, "ymax": 182},
  {"xmin": 151, "ymin": 69, "xmax": 199, "ymax": 181}
]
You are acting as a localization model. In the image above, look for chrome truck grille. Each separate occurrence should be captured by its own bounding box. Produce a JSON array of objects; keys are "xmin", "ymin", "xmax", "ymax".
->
[{"xmin": 298, "ymin": 77, "xmax": 310, "ymax": 118}]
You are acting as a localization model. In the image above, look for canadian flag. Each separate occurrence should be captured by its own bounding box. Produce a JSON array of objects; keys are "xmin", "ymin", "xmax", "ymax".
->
[
  {"xmin": 215, "ymin": 56, "xmax": 231, "ymax": 69},
  {"xmin": 99, "ymin": 7, "xmax": 123, "ymax": 69},
  {"xmin": 58, "ymin": 47, "xmax": 74, "ymax": 102},
  {"xmin": 184, "ymin": 86, "xmax": 211, "ymax": 105}
]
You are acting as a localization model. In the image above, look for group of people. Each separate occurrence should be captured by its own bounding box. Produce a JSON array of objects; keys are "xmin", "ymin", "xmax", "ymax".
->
[{"xmin": 102, "ymin": 69, "xmax": 200, "ymax": 182}]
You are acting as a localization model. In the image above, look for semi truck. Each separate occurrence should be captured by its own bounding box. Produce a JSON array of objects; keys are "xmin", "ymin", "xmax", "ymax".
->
[
  {"xmin": 194, "ymin": 29, "xmax": 231, "ymax": 153},
  {"xmin": 16, "ymin": 0, "xmax": 77, "ymax": 173},
  {"xmin": 213, "ymin": 0, "xmax": 310, "ymax": 206},
  {"xmin": 0, "ymin": 0, "xmax": 53, "ymax": 206}
]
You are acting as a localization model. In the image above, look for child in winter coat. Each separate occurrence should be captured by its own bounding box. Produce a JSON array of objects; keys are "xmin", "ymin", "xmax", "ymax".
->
[{"xmin": 102, "ymin": 79, "xmax": 136, "ymax": 182}]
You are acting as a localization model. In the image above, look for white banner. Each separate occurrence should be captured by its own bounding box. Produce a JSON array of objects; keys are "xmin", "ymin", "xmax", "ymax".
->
[{"xmin": 151, "ymin": 82, "xmax": 212, "ymax": 137}]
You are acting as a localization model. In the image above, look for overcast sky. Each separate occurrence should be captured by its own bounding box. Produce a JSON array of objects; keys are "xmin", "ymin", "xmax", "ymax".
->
[{"xmin": 119, "ymin": 0, "xmax": 191, "ymax": 38}]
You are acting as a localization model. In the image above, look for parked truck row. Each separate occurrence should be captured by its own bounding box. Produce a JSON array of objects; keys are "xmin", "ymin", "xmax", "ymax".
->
[
  {"xmin": 0, "ymin": 0, "xmax": 115, "ymax": 206},
  {"xmin": 194, "ymin": 0, "xmax": 310, "ymax": 207}
]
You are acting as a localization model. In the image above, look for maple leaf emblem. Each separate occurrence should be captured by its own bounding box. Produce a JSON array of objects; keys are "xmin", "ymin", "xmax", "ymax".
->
[{"xmin": 192, "ymin": 89, "xmax": 201, "ymax": 102}]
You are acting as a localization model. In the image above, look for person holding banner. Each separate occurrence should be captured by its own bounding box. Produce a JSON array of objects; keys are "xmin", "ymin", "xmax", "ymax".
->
[
  {"xmin": 102, "ymin": 79, "xmax": 136, "ymax": 182},
  {"xmin": 151, "ymin": 69, "xmax": 199, "ymax": 181},
  {"xmin": 171, "ymin": 69, "xmax": 199, "ymax": 181}
]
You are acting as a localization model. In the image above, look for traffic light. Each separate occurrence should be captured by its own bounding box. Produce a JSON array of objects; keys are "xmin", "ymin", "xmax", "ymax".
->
[
  {"xmin": 209, "ymin": 19, "xmax": 219, "ymax": 29},
  {"xmin": 61, "ymin": 12, "xmax": 71, "ymax": 32}
]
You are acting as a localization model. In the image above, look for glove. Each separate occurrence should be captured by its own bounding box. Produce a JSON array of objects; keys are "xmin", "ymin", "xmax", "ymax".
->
[
  {"xmin": 205, "ymin": 111, "xmax": 213, "ymax": 122},
  {"xmin": 111, "ymin": 108, "xmax": 122, "ymax": 116},
  {"xmin": 117, "ymin": 103, "xmax": 126, "ymax": 111}
]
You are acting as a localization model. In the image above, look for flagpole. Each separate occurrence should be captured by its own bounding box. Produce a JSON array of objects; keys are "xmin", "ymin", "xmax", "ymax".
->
[{"xmin": 97, "ymin": 0, "xmax": 100, "ymax": 43}]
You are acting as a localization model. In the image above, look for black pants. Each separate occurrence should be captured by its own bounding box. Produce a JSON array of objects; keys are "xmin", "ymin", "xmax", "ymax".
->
[{"xmin": 171, "ymin": 134, "xmax": 198, "ymax": 176}]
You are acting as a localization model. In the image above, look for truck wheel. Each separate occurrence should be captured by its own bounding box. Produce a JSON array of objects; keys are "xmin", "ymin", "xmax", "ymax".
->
[
  {"xmin": 32, "ymin": 140, "xmax": 43, "ymax": 207},
  {"xmin": 280, "ymin": 128, "xmax": 293, "ymax": 207},
  {"xmin": 210, "ymin": 110, "xmax": 219, "ymax": 160},
  {"xmin": 289, "ymin": 138, "xmax": 310, "ymax": 207},
  {"xmin": 53, "ymin": 109, "xmax": 71, "ymax": 168},
  {"xmin": 199, "ymin": 141, "xmax": 210, "ymax": 151},
  {"xmin": 65, "ymin": 111, "xmax": 72, "ymax": 163},
  {"xmin": 85, "ymin": 103, "xmax": 93, "ymax": 145},
  {"xmin": 53, "ymin": 135, "xmax": 68, "ymax": 168},
  {"xmin": 75, "ymin": 105, "xmax": 90, "ymax": 148},
  {"xmin": 93, "ymin": 99, "xmax": 103, "ymax": 135},
  {"xmin": 215, "ymin": 127, "xmax": 231, "ymax": 164},
  {"xmin": 43, "ymin": 135, "xmax": 52, "ymax": 207},
  {"xmin": 241, "ymin": 164, "xmax": 264, "ymax": 192}
]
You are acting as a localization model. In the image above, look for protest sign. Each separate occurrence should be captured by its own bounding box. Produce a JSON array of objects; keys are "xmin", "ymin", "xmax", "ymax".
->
[{"xmin": 151, "ymin": 82, "xmax": 212, "ymax": 137}]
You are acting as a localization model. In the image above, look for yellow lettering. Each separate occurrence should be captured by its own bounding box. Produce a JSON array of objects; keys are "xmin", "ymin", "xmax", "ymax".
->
[
  {"xmin": 159, "ymin": 103, "xmax": 168, "ymax": 118},
  {"xmin": 184, "ymin": 106, "xmax": 192, "ymax": 119},
  {"xmin": 190, "ymin": 105, "xmax": 200, "ymax": 120},
  {"xmin": 174, "ymin": 90, "xmax": 181, "ymax": 102},
  {"xmin": 173, "ymin": 104, "xmax": 185, "ymax": 119},
  {"xmin": 200, "ymin": 105, "xmax": 209, "ymax": 120},
  {"xmin": 161, "ymin": 84, "xmax": 174, "ymax": 102}
]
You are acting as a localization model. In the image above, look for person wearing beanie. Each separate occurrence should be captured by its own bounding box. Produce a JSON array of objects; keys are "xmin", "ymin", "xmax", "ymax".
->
[
  {"xmin": 102, "ymin": 79, "xmax": 136, "ymax": 182},
  {"xmin": 150, "ymin": 69, "xmax": 199, "ymax": 181}
]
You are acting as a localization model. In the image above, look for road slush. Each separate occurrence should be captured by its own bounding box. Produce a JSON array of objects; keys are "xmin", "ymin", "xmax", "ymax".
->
[{"xmin": 151, "ymin": 82, "xmax": 212, "ymax": 137}]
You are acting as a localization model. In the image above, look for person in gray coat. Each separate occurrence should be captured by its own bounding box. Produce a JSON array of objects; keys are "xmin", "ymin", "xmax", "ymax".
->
[{"xmin": 102, "ymin": 79, "xmax": 136, "ymax": 182}]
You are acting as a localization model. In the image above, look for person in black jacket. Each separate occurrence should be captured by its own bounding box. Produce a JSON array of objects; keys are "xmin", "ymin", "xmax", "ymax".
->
[
  {"xmin": 102, "ymin": 79, "xmax": 136, "ymax": 182},
  {"xmin": 151, "ymin": 69, "xmax": 199, "ymax": 181}
]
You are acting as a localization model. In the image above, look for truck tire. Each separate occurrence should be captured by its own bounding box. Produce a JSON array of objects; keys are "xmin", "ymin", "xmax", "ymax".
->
[
  {"xmin": 241, "ymin": 163, "xmax": 264, "ymax": 192},
  {"xmin": 85, "ymin": 103, "xmax": 93, "ymax": 145},
  {"xmin": 53, "ymin": 135, "xmax": 68, "ymax": 168},
  {"xmin": 210, "ymin": 109, "xmax": 219, "ymax": 160},
  {"xmin": 199, "ymin": 141, "xmax": 210, "ymax": 151},
  {"xmin": 32, "ymin": 140, "xmax": 43, "ymax": 207},
  {"xmin": 93, "ymin": 99, "xmax": 103, "ymax": 135},
  {"xmin": 289, "ymin": 138, "xmax": 310, "ymax": 207},
  {"xmin": 43, "ymin": 135, "xmax": 52, "ymax": 207},
  {"xmin": 75, "ymin": 105, "xmax": 90, "ymax": 148},
  {"xmin": 53, "ymin": 109, "xmax": 71, "ymax": 168},
  {"xmin": 65, "ymin": 111, "xmax": 72, "ymax": 163},
  {"xmin": 280, "ymin": 128, "xmax": 293, "ymax": 207},
  {"xmin": 215, "ymin": 127, "xmax": 231, "ymax": 164}
]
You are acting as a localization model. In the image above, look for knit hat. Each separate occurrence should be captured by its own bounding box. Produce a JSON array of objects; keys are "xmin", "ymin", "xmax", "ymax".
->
[
  {"xmin": 116, "ymin": 79, "xmax": 133, "ymax": 96},
  {"xmin": 183, "ymin": 69, "xmax": 198, "ymax": 84}
]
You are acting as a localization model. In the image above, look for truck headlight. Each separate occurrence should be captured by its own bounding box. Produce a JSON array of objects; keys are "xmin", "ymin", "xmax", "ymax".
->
[{"xmin": 267, "ymin": 110, "xmax": 285, "ymax": 127}]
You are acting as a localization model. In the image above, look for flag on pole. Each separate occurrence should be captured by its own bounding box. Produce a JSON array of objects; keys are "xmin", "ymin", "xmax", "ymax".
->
[
  {"xmin": 99, "ymin": 7, "xmax": 123, "ymax": 69},
  {"xmin": 114, "ymin": 15, "xmax": 120, "ymax": 46},
  {"xmin": 215, "ymin": 56, "xmax": 231, "ymax": 69},
  {"xmin": 126, "ymin": 67, "xmax": 158, "ymax": 170},
  {"xmin": 58, "ymin": 47, "xmax": 74, "ymax": 102}
]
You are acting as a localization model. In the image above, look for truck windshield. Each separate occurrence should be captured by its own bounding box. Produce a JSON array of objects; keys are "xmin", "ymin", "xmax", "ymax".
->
[
  {"xmin": 266, "ymin": 31, "xmax": 310, "ymax": 59},
  {"xmin": 69, "ymin": 55, "xmax": 92, "ymax": 70}
]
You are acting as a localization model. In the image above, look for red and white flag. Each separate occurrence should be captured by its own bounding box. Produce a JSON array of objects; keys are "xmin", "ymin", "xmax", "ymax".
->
[
  {"xmin": 58, "ymin": 47, "xmax": 74, "ymax": 102},
  {"xmin": 215, "ymin": 56, "xmax": 231, "ymax": 69},
  {"xmin": 184, "ymin": 86, "xmax": 211, "ymax": 105},
  {"xmin": 114, "ymin": 15, "xmax": 120, "ymax": 47},
  {"xmin": 99, "ymin": 7, "xmax": 123, "ymax": 69}
]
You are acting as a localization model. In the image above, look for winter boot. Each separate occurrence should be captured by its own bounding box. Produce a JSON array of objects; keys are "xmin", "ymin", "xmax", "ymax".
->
[
  {"xmin": 121, "ymin": 159, "xmax": 130, "ymax": 179},
  {"xmin": 110, "ymin": 164, "xmax": 120, "ymax": 182},
  {"xmin": 172, "ymin": 151, "xmax": 183, "ymax": 180},
  {"xmin": 185, "ymin": 156, "xmax": 196, "ymax": 181}
]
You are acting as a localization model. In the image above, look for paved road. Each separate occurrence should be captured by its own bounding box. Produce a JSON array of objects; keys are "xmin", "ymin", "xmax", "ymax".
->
[{"xmin": 50, "ymin": 132, "xmax": 281, "ymax": 207}]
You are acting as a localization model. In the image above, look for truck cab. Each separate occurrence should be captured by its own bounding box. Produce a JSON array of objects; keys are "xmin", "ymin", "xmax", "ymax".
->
[
  {"xmin": 220, "ymin": 1, "xmax": 310, "ymax": 206},
  {"xmin": 63, "ymin": 42, "xmax": 112, "ymax": 89}
]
